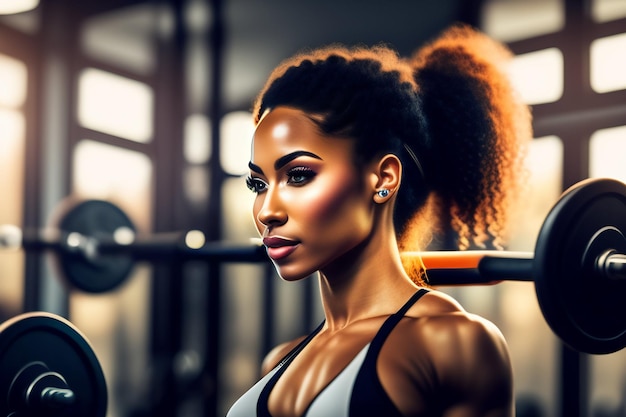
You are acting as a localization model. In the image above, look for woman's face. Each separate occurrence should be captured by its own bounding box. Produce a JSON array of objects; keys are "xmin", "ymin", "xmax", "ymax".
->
[{"xmin": 248, "ymin": 106, "xmax": 377, "ymax": 281}]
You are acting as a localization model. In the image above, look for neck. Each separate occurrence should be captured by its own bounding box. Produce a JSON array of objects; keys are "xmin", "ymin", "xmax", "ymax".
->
[{"xmin": 317, "ymin": 219, "xmax": 418, "ymax": 331}]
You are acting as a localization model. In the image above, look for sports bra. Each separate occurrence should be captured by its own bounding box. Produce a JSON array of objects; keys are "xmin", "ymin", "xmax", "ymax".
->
[{"xmin": 226, "ymin": 288, "xmax": 429, "ymax": 417}]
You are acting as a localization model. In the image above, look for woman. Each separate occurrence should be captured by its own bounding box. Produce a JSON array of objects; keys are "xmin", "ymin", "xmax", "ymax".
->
[{"xmin": 228, "ymin": 23, "xmax": 531, "ymax": 417}]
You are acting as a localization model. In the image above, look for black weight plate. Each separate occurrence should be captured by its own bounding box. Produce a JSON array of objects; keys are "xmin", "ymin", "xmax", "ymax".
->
[
  {"xmin": 534, "ymin": 178, "xmax": 626, "ymax": 354},
  {"xmin": 57, "ymin": 199, "xmax": 135, "ymax": 293},
  {"xmin": 0, "ymin": 312, "xmax": 107, "ymax": 416}
]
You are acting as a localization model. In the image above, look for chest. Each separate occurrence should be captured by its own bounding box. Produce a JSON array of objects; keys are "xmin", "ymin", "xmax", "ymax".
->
[
  {"xmin": 267, "ymin": 317, "xmax": 441, "ymax": 417},
  {"xmin": 269, "ymin": 325, "xmax": 372, "ymax": 414},
  {"xmin": 269, "ymin": 317, "xmax": 437, "ymax": 417}
]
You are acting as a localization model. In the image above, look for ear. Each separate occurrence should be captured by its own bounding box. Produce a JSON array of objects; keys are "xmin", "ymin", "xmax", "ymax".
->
[{"xmin": 371, "ymin": 154, "xmax": 401, "ymax": 203}]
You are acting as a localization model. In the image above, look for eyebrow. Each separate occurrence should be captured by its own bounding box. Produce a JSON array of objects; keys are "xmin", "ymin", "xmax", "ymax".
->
[
  {"xmin": 248, "ymin": 150, "xmax": 322, "ymax": 174},
  {"xmin": 248, "ymin": 161, "xmax": 264, "ymax": 175}
]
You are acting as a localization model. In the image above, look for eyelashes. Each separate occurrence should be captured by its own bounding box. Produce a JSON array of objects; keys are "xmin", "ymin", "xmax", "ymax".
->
[
  {"xmin": 246, "ymin": 176, "xmax": 268, "ymax": 193},
  {"xmin": 246, "ymin": 166, "xmax": 317, "ymax": 193},
  {"xmin": 286, "ymin": 166, "xmax": 316, "ymax": 185}
]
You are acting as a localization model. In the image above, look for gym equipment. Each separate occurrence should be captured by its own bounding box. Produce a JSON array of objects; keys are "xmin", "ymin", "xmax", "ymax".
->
[
  {"xmin": 0, "ymin": 312, "xmax": 107, "ymax": 416},
  {"xmin": 534, "ymin": 176, "xmax": 626, "ymax": 355},
  {"xmin": 56, "ymin": 199, "xmax": 136, "ymax": 293},
  {"xmin": 0, "ymin": 200, "xmax": 268, "ymax": 293},
  {"xmin": 0, "ymin": 178, "xmax": 624, "ymax": 354},
  {"xmin": 415, "ymin": 177, "xmax": 626, "ymax": 354}
]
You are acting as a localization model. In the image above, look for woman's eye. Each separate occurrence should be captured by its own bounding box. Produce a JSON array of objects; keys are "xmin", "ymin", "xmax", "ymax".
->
[
  {"xmin": 246, "ymin": 176, "xmax": 268, "ymax": 193},
  {"xmin": 287, "ymin": 167, "xmax": 316, "ymax": 185}
]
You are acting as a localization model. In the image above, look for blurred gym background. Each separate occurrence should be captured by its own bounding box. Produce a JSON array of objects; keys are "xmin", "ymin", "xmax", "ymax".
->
[{"xmin": 0, "ymin": 0, "xmax": 625, "ymax": 416}]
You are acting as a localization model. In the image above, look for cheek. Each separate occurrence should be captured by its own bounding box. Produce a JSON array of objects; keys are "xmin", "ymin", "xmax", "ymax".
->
[
  {"xmin": 305, "ymin": 188, "xmax": 350, "ymax": 221},
  {"xmin": 297, "ymin": 173, "xmax": 369, "ymax": 227}
]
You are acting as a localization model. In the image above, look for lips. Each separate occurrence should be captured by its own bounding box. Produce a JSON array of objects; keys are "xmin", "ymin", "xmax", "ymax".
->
[{"xmin": 262, "ymin": 236, "xmax": 299, "ymax": 261}]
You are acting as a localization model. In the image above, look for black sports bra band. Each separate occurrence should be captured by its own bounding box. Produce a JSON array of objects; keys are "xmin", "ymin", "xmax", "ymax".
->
[{"xmin": 368, "ymin": 288, "xmax": 430, "ymax": 353}]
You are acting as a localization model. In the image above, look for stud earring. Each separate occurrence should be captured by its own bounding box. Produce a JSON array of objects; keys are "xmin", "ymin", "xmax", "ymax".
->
[{"xmin": 377, "ymin": 189, "xmax": 390, "ymax": 198}]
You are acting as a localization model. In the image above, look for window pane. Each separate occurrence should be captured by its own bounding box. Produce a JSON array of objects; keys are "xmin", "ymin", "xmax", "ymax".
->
[
  {"xmin": 0, "ymin": 108, "xmax": 25, "ymax": 316},
  {"xmin": 482, "ymin": 0, "xmax": 564, "ymax": 42},
  {"xmin": 0, "ymin": 53, "xmax": 27, "ymax": 319},
  {"xmin": 77, "ymin": 68, "xmax": 154, "ymax": 143},
  {"xmin": 508, "ymin": 48, "xmax": 564, "ymax": 105},
  {"xmin": 592, "ymin": 0, "xmax": 626, "ymax": 22},
  {"xmin": 590, "ymin": 33, "xmax": 626, "ymax": 94},
  {"xmin": 220, "ymin": 111, "xmax": 254, "ymax": 176},
  {"xmin": 0, "ymin": 53, "xmax": 27, "ymax": 108},
  {"xmin": 589, "ymin": 125, "xmax": 626, "ymax": 182},
  {"xmin": 0, "ymin": 0, "xmax": 38, "ymax": 14},
  {"xmin": 184, "ymin": 113, "xmax": 211, "ymax": 164}
]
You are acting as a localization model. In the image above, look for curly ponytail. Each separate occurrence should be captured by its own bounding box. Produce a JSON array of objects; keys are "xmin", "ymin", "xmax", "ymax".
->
[{"xmin": 400, "ymin": 24, "xmax": 531, "ymax": 251}]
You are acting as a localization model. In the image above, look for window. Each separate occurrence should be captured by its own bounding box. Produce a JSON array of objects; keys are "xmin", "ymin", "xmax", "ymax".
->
[
  {"xmin": 592, "ymin": 0, "xmax": 626, "ymax": 22},
  {"xmin": 508, "ymin": 48, "xmax": 564, "ymax": 104},
  {"xmin": 589, "ymin": 125, "xmax": 626, "ymax": 182},
  {"xmin": 77, "ymin": 68, "xmax": 154, "ymax": 143},
  {"xmin": 482, "ymin": 0, "xmax": 564, "ymax": 42},
  {"xmin": 590, "ymin": 33, "xmax": 626, "ymax": 93}
]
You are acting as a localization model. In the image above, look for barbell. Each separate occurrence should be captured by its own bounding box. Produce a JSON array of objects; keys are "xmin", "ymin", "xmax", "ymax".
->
[
  {"xmin": 0, "ymin": 177, "xmax": 624, "ymax": 354},
  {"xmin": 0, "ymin": 177, "xmax": 624, "ymax": 415}
]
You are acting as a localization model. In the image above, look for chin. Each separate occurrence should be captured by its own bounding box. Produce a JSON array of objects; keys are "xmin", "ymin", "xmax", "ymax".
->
[{"xmin": 273, "ymin": 263, "xmax": 317, "ymax": 282}]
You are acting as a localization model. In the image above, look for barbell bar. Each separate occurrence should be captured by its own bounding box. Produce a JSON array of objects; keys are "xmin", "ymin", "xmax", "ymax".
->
[{"xmin": 0, "ymin": 178, "xmax": 625, "ymax": 354}]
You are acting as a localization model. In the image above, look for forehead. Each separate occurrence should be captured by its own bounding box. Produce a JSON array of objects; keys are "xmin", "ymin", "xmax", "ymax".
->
[{"xmin": 251, "ymin": 106, "xmax": 353, "ymax": 163}]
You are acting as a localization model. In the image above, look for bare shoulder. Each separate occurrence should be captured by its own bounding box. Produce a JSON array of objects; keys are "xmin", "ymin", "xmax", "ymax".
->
[
  {"xmin": 260, "ymin": 336, "xmax": 307, "ymax": 376},
  {"xmin": 399, "ymin": 289, "xmax": 514, "ymax": 414},
  {"xmin": 408, "ymin": 289, "xmax": 510, "ymax": 368},
  {"xmin": 409, "ymin": 289, "xmax": 501, "ymax": 327}
]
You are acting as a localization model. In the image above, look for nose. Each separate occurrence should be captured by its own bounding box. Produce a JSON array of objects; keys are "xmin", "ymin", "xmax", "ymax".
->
[{"xmin": 256, "ymin": 186, "xmax": 287, "ymax": 228}]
